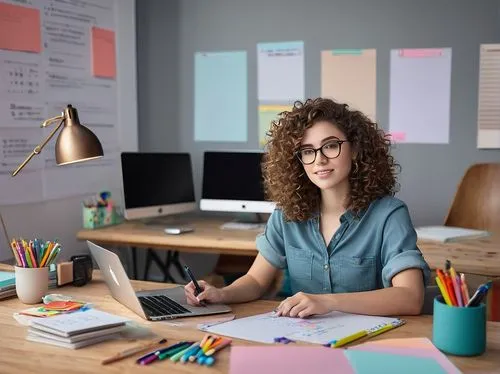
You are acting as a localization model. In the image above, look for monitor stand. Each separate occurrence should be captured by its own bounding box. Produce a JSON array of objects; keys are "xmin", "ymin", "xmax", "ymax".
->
[{"xmin": 220, "ymin": 212, "xmax": 267, "ymax": 231}]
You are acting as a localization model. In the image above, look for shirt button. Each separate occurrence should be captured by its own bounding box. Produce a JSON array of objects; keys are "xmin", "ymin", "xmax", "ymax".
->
[
  {"xmin": 324, "ymin": 264, "xmax": 329, "ymax": 271},
  {"xmin": 334, "ymin": 234, "xmax": 339, "ymax": 240}
]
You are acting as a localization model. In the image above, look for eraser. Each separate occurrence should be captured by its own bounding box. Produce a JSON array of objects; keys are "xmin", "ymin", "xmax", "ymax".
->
[{"xmin": 57, "ymin": 261, "xmax": 74, "ymax": 286}]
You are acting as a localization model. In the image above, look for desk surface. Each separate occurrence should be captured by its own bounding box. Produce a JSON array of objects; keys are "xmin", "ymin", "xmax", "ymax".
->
[
  {"xmin": 0, "ymin": 266, "xmax": 499, "ymax": 373},
  {"xmin": 77, "ymin": 217, "xmax": 500, "ymax": 277}
]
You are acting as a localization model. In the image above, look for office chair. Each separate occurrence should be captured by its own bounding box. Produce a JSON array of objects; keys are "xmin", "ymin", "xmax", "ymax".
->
[{"xmin": 444, "ymin": 163, "xmax": 500, "ymax": 232}]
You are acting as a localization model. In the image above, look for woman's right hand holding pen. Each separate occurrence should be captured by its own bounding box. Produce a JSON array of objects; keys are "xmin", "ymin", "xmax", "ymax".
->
[{"xmin": 184, "ymin": 281, "xmax": 225, "ymax": 306}]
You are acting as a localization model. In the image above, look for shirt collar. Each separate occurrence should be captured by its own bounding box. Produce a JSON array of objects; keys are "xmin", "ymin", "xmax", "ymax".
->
[{"xmin": 312, "ymin": 208, "xmax": 367, "ymax": 224}]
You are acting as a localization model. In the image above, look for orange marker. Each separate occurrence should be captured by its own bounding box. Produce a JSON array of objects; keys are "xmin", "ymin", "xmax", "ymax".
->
[
  {"xmin": 445, "ymin": 274, "xmax": 457, "ymax": 306},
  {"xmin": 205, "ymin": 338, "xmax": 232, "ymax": 356}
]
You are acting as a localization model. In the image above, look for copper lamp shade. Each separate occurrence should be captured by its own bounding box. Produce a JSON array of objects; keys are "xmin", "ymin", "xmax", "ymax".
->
[
  {"xmin": 55, "ymin": 106, "xmax": 104, "ymax": 165},
  {"xmin": 11, "ymin": 104, "xmax": 104, "ymax": 177}
]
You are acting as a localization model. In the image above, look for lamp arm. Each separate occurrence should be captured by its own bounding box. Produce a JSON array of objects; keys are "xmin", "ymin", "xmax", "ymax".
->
[{"xmin": 11, "ymin": 116, "xmax": 65, "ymax": 177}]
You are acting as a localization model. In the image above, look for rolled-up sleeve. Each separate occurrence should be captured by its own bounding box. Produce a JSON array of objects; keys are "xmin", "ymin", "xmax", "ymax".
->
[
  {"xmin": 256, "ymin": 209, "xmax": 287, "ymax": 269},
  {"xmin": 381, "ymin": 204, "xmax": 430, "ymax": 288}
]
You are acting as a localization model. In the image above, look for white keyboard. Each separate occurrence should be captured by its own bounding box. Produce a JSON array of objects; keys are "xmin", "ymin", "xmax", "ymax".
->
[{"xmin": 220, "ymin": 222, "xmax": 266, "ymax": 231}]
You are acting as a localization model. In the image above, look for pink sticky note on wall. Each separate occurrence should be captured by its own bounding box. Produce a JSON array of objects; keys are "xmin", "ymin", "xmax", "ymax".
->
[
  {"xmin": 390, "ymin": 132, "xmax": 406, "ymax": 142},
  {"xmin": 0, "ymin": 2, "xmax": 41, "ymax": 53},
  {"xmin": 399, "ymin": 49, "xmax": 443, "ymax": 58},
  {"xmin": 91, "ymin": 27, "xmax": 116, "ymax": 79}
]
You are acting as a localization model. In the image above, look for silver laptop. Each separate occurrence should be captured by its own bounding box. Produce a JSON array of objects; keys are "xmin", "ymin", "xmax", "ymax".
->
[{"xmin": 87, "ymin": 241, "xmax": 231, "ymax": 321}]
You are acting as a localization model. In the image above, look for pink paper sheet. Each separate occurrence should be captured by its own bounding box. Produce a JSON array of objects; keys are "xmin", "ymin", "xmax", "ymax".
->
[{"xmin": 229, "ymin": 346, "xmax": 354, "ymax": 374}]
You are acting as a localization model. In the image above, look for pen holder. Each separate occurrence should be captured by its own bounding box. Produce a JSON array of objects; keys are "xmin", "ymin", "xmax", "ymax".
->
[
  {"xmin": 432, "ymin": 296, "xmax": 486, "ymax": 356},
  {"xmin": 82, "ymin": 204, "xmax": 121, "ymax": 229},
  {"xmin": 15, "ymin": 266, "xmax": 49, "ymax": 304}
]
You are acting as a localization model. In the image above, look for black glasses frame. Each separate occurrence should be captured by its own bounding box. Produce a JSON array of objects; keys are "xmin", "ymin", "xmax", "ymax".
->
[{"xmin": 295, "ymin": 140, "xmax": 349, "ymax": 165}]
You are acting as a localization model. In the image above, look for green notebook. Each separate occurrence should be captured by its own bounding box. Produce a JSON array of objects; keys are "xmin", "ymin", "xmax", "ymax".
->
[
  {"xmin": 0, "ymin": 271, "xmax": 15, "ymax": 289},
  {"xmin": 344, "ymin": 350, "xmax": 447, "ymax": 374}
]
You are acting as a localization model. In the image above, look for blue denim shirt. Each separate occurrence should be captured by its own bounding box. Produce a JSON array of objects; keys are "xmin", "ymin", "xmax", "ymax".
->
[{"xmin": 256, "ymin": 196, "xmax": 430, "ymax": 295}]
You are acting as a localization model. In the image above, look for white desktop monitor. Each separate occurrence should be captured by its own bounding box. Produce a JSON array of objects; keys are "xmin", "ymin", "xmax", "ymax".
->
[
  {"xmin": 121, "ymin": 152, "xmax": 196, "ymax": 220},
  {"xmin": 200, "ymin": 151, "xmax": 276, "ymax": 214}
]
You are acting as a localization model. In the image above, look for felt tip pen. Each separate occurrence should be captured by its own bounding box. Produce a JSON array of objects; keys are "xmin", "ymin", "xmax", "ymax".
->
[{"xmin": 184, "ymin": 265, "xmax": 203, "ymax": 296}]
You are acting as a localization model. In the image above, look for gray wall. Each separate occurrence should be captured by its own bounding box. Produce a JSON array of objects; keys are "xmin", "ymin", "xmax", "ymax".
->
[
  {"xmin": 136, "ymin": 0, "xmax": 180, "ymax": 152},
  {"xmin": 137, "ymin": 0, "xmax": 500, "ymax": 230}
]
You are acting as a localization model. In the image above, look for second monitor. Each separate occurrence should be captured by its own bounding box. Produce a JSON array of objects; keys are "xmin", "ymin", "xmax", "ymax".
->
[{"xmin": 200, "ymin": 151, "xmax": 276, "ymax": 215}]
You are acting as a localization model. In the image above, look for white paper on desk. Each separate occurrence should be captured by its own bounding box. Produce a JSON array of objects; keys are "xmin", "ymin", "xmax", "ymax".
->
[{"xmin": 200, "ymin": 311, "xmax": 399, "ymax": 344}]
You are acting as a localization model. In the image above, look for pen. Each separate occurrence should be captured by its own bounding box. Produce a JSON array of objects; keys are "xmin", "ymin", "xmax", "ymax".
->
[
  {"xmin": 101, "ymin": 338, "xmax": 167, "ymax": 365},
  {"xmin": 184, "ymin": 265, "xmax": 203, "ymax": 296},
  {"xmin": 467, "ymin": 281, "xmax": 492, "ymax": 307}
]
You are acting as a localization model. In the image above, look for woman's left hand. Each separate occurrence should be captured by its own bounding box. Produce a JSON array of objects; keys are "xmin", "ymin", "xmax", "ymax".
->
[{"xmin": 274, "ymin": 292, "xmax": 331, "ymax": 318}]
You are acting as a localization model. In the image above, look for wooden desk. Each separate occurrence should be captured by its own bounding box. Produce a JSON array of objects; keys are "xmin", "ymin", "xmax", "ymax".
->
[
  {"xmin": 77, "ymin": 218, "xmax": 500, "ymax": 277},
  {"xmin": 0, "ymin": 266, "xmax": 499, "ymax": 373}
]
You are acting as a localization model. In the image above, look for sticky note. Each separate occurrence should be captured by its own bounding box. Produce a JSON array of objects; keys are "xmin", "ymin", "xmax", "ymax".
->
[
  {"xmin": 0, "ymin": 2, "xmax": 41, "ymax": 53},
  {"xmin": 91, "ymin": 27, "xmax": 116, "ymax": 79}
]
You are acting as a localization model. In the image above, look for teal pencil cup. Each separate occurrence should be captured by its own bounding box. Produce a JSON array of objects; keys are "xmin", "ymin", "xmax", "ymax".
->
[{"xmin": 432, "ymin": 296, "xmax": 486, "ymax": 356}]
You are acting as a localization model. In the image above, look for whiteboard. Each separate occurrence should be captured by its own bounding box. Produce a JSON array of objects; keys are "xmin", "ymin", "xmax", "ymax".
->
[{"xmin": 0, "ymin": 0, "xmax": 123, "ymax": 205}]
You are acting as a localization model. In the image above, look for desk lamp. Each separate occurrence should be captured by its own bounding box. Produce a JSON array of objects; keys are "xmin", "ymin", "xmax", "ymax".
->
[
  {"xmin": 0, "ymin": 105, "xmax": 104, "ymax": 258},
  {"xmin": 12, "ymin": 104, "xmax": 104, "ymax": 176}
]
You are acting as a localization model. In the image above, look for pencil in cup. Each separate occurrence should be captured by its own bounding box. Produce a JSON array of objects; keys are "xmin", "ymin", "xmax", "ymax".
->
[{"xmin": 10, "ymin": 238, "xmax": 61, "ymax": 268}]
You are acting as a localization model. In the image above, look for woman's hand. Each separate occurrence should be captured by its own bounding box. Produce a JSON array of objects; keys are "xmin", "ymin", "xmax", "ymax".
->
[
  {"xmin": 184, "ymin": 280, "xmax": 225, "ymax": 306},
  {"xmin": 274, "ymin": 292, "xmax": 331, "ymax": 318}
]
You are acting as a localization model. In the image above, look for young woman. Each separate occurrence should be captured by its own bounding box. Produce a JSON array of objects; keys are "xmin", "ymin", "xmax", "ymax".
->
[{"xmin": 185, "ymin": 98, "xmax": 430, "ymax": 317}]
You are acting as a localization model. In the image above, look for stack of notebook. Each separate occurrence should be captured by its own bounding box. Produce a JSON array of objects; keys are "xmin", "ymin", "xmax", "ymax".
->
[
  {"xmin": 27, "ymin": 309, "xmax": 130, "ymax": 349},
  {"xmin": 0, "ymin": 271, "xmax": 16, "ymax": 300}
]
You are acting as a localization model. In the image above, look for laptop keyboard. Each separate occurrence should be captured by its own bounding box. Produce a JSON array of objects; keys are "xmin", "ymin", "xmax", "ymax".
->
[{"xmin": 138, "ymin": 295, "xmax": 191, "ymax": 317}]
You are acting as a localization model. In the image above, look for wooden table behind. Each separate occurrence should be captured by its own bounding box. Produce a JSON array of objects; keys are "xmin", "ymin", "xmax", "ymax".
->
[
  {"xmin": 77, "ymin": 218, "xmax": 500, "ymax": 277},
  {"xmin": 0, "ymin": 265, "xmax": 499, "ymax": 373}
]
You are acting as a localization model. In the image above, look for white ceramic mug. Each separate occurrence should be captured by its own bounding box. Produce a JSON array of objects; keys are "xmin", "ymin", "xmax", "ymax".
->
[{"xmin": 14, "ymin": 266, "xmax": 49, "ymax": 304}]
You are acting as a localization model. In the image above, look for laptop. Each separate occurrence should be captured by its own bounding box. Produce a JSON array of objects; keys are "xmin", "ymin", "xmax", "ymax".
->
[{"xmin": 87, "ymin": 241, "xmax": 232, "ymax": 321}]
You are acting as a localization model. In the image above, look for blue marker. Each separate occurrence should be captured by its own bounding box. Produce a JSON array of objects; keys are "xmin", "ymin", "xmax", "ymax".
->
[{"xmin": 466, "ymin": 281, "xmax": 492, "ymax": 307}]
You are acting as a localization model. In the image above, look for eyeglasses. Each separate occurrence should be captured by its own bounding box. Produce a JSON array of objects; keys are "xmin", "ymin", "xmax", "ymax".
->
[{"xmin": 295, "ymin": 140, "xmax": 349, "ymax": 165}]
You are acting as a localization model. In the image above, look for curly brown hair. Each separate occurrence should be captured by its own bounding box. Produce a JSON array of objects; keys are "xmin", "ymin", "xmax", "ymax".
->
[{"xmin": 262, "ymin": 97, "xmax": 399, "ymax": 222}]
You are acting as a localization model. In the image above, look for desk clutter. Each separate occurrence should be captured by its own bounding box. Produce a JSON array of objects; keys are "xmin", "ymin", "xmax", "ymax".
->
[{"xmin": 82, "ymin": 191, "xmax": 122, "ymax": 229}]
